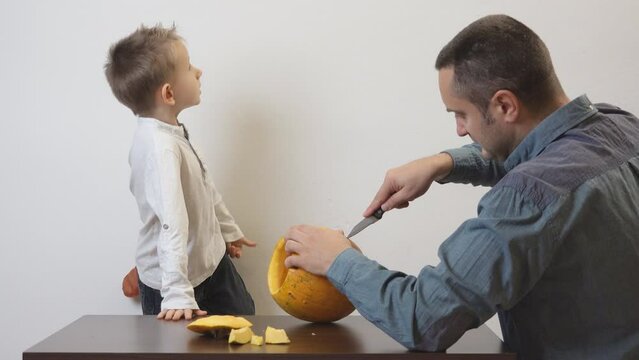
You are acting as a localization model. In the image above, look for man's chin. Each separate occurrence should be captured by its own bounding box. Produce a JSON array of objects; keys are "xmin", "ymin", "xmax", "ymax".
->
[{"xmin": 480, "ymin": 148, "xmax": 493, "ymax": 159}]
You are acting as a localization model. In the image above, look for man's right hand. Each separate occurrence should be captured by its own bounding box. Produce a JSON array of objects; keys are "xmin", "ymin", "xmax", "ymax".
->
[{"xmin": 363, "ymin": 153, "xmax": 453, "ymax": 217}]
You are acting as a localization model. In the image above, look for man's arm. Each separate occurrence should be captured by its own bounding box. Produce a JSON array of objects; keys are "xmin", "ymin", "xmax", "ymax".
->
[
  {"xmin": 364, "ymin": 144, "xmax": 506, "ymax": 217},
  {"xmin": 287, "ymin": 186, "xmax": 552, "ymax": 351},
  {"xmin": 439, "ymin": 143, "xmax": 506, "ymax": 186}
]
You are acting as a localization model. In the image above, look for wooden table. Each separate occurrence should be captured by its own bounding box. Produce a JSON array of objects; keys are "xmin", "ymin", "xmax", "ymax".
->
[{"xmin": 24, "ymin": 315, "xmax": 515, "ymax": 359}]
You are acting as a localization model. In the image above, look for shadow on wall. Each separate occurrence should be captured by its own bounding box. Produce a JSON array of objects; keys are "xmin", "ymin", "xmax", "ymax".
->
[{"xmin": 208, "ymin": 97, "xmax": 312, "ymax": 315}]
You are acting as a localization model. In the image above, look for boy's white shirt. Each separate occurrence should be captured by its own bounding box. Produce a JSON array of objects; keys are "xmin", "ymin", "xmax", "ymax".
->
[{"xmin": 129, "ymin": 116, "xmax": 244, "ymax": 310}]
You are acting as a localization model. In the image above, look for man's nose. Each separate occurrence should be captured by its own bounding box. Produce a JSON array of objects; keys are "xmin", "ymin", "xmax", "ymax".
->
[
  {"xmin": 456, "ymin": 119, "xmax": 468, "ymax": 137},
  {"xmin": 196, "ymin": 67, "xmax": 203, "ymax": 79}
]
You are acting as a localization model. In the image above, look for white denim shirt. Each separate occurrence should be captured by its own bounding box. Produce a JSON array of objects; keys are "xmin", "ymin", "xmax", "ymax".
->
[{"xmin": 129, "ymin": 117, "xmax": 244, "ymax": 310}]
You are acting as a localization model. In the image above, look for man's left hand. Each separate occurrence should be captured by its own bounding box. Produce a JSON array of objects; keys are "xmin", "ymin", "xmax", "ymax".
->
[{"xmin": 284, "ymin": 225, "xmax": 352, "ymax": 276}]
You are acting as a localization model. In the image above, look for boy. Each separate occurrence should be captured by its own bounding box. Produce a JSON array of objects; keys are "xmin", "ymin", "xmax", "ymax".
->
[{"xmin": 104, "ymin": 24, "xmax": 256, "ymax": 321}]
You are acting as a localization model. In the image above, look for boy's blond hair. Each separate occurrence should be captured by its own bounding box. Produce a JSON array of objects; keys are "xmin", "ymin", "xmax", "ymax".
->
[{"xmin": 104, "ymin": 24, "xmax": 182, "ymax": 115}]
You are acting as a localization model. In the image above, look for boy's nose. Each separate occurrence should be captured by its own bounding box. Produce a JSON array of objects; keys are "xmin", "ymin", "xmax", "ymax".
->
[{"xmin": 196, "ymin": 67, "xmax": 202, "ymax": 79}]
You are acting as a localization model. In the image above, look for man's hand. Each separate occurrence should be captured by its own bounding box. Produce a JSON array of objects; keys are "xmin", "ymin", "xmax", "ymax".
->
[
  {"xmin": 363, "ymin": 153, "xmax": 453, "ymax": 217},
  {"xmin": 284, "ymin": 225, "xmax": 352, "ymax": 276},
  {"xmin": 227, "ymin": 237, "xmax": 257, "ymax": 258},
  {"xmin": 157, "ymin": 308, "xmax": 207, "ymax": 321}
]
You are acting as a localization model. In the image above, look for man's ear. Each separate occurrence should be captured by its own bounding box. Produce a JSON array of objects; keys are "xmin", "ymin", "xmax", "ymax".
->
[
  {"xmin": 158, "ymin": 83, "xmax": 176, "ymax": 106},
  {"xmin": 490, "ymin": 90, "xmax": 520, "ymax": 124}
]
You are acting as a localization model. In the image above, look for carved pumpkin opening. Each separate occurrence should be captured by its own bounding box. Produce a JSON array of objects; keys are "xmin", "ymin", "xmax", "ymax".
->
[{"xmin": 267, "ymin": 238, "xmax": 355, "ymax": 323}]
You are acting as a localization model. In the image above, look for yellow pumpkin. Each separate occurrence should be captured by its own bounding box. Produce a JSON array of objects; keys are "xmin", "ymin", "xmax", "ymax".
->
[
  {"xmin": 187, "ymin": 315, "xmax": 253, "ymax": 334},
  {"xmin": 267, "ymin": 237, "xmax": 355, "ymax": 322}
]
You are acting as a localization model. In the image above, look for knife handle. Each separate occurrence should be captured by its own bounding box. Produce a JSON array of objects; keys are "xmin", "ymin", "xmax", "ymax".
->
[{"xmin": 373, "ymin": 208, "xmax": 385, "ymax": 219}]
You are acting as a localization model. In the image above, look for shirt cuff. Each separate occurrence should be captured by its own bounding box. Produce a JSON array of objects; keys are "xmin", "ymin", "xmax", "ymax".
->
[
  {"xmin": 327, "ymin": 248, "xmax": 368, "ymax": 291},
  {"xmin": 437, "ymin": 147, "xmax": 476, "ymax": 184},
  {"xmin": 222, "ymin": 229, "xmax": 245, "ymax": 243}
]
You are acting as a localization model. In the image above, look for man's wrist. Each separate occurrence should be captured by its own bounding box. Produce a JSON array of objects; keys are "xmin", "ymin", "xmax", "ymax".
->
[{"xmin": 433, "ymin": 152, "xmax": 454, "ymax": 181}]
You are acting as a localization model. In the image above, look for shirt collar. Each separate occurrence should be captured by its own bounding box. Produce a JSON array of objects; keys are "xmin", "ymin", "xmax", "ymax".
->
[
  {"xmin": 503, "ymin": 94, "xmax": 598, "ymax": 171},
  {"xmin": 137, "ymin": 116, "xmax": 186, "ymax": 138}
]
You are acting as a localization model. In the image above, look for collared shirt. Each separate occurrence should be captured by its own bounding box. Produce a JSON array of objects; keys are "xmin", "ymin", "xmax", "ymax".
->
[
  {"xmin": 327, "ymin": 95, "xmax": 639, "ymax": 359},
  {"xmin": 129, "ymin": 117, "xmax": 244, "ymax": 310}
]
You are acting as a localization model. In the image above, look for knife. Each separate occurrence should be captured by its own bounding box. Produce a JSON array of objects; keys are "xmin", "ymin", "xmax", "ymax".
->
[{"xmin": 347, "ymin": 208, "xmax": 385, "ymax": 238}]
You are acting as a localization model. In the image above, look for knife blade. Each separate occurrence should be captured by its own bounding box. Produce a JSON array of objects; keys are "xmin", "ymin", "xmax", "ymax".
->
[{"xmin": 347, "ymin": 208, "xmax": 385, "ymax": 238}]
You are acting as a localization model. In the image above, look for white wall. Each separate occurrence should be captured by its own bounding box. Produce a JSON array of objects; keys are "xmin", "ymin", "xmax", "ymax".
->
[{"xmin": 2, "ymin": 1, "xmax": 638, "ymax": 359}]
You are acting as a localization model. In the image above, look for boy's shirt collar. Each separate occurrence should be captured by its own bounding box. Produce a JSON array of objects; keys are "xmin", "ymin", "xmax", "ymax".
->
[{"xmin": 137, "ymin": 116, "xmax": 186, "ymax": 138}]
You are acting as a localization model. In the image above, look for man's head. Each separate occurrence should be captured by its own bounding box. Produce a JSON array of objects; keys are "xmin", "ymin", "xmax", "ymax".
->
[
  {"xmin": 435, "ymin": 15, "xmax": 568, "ymax": 160},
  {"xmin": 104, "ymin": 24, "xmax": 202, "ymax": 117}
]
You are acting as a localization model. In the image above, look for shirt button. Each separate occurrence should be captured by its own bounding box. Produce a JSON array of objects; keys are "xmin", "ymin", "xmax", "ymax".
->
[{"xmin": 163, "ymin": 224, "xmax": 169, "ymax": 230}]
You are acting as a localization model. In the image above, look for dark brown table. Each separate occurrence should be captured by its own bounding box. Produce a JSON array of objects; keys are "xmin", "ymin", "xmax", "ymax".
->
[{"xmin": 24, "ymin": 315, "xmax": 515, "ymax": 359}]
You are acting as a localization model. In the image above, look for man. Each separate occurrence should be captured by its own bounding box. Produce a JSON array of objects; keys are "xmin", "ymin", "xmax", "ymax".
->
[{"xmin": 284, "ymin": 14, "xmax": 639, "ymax": 359}]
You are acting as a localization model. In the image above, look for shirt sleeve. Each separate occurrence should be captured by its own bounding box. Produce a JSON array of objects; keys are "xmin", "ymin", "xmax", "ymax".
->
[
  {"xmin": 209, "ymin": 179, "xmax": 244, "ymax": 243},
  {"xmin": 327, "ymin": 185, "xmax": 557, "ymax": 351},
  {"xmin": 439, "ymin": 143, "xmax": 507, "ymax": 186},
  {"xmin": 147, "ymin": 148, "xmax": 198, "ymax": 310}
]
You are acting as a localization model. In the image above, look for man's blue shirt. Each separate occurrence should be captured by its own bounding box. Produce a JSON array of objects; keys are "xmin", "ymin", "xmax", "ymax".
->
[{"xmin": 327, "ymin": 95, "xmax": 639, "ymax": 359}]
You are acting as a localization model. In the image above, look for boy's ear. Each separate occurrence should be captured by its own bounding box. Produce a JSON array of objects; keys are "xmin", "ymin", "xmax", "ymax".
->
[{"xmin": 158, "ymin": 83, "xmax": 176, "ymax": 106}]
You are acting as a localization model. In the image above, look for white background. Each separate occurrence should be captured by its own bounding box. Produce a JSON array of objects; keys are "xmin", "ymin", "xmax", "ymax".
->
[{"xmin": 2, "ymin": 1, "xmax": 638, "ymax": 359}]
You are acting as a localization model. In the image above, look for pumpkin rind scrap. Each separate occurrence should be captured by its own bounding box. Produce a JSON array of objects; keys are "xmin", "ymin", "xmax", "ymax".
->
[
  {"xmin": 264, "ymin": 326, "xmax": 291, "ymax": 344},
  {"xmin": 187, "ymin": 315, "xmax": 253, "ymax": 334},
  {"xmin": 228, "ymin": 326, "xmax": 254, "ymax": 344},
  {"xmin": 267, "ymin": 237, "xmax": 355, "ymax": 322}
]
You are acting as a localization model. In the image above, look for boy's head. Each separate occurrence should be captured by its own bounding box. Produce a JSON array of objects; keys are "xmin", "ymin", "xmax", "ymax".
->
[{"xmin": 104, "ymin": 24, "xmax": 202, "ymax": 116}]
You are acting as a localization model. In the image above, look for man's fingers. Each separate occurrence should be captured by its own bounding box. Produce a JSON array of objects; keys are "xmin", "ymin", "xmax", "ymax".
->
[
  {"xmin": 285, "ymin": 225, "xmax": 309, "ymax": 241},
  {"xmin": 284, "ymin": 253, "xmax": 301, "ymax": 269},
  {"xmin": 364, "ymin": 179, "xmax": 395, "ymax": 216},
  {"xmin": 396, "ymin": 201, "xmax": 409, "ymax": 209},
  {"xmin": 284, "ymin": 239, "xmax": 303, "ymax": 255},
  {"xmin": 196, "ymin": 309, "xmax": 207, "ymax": 317},
  {"xmin": 157, "ymin": 310, "xmax": 167, "ymax": 319},
  {"xmin": 382, "ymin": 188, "xmax": 411, "ymax": 212}
]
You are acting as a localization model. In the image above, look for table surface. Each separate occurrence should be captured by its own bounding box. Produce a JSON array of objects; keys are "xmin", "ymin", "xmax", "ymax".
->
[{"xmin": 24, "ymin": 315, "xmax": 515, "ymax": 360}]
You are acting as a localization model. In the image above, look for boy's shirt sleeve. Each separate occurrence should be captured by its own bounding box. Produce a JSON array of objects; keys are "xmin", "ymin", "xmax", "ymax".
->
[
  {"xmin": 209, "ymin": 178, "xmax": 244, "ymax": 243},
  {"xmin": 146, "ymin": 148, "xmax": 198, "ymax": 310},
  {"xmin": 439, "ymin": 143, "xmax": 507, "ymax": 187}
]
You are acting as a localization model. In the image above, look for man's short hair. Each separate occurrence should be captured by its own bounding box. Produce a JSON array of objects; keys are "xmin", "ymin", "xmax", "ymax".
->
[
  {"xmin": 435, "ymin": 15, "xmax": 560, "ymax": 114},
  {"xmin": 104, "ymin": 24, "xmax": 182, "ymax": 115}
]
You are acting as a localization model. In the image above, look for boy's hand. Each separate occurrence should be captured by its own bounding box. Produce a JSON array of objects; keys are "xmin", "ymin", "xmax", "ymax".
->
[
  {"xmin": 227, "ymin": 237, "xmax": 257, "ymax": 258},
  {"xmin": 157, "ymin": 308, "xmax": 207, "ymax": 321}
]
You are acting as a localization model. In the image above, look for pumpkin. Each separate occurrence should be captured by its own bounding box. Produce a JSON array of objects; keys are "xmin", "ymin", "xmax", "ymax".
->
[
  {"xmin": 187, "ymin": 315, "xmax": 253, "ymax": 334},
  {"xmin": 267, "ymin": 237, "xmax": 355, "ymax": 323},
  {"xmin": 264, "ymin": 326, "xmax": 291, "ymax": 344},
  {"xmin": 228, "ymin": 327, "xmax": 254, "ymax": 344},
  {"xmin": 122, "ymin": 267, "xmax": 139, "ymax": 298}
]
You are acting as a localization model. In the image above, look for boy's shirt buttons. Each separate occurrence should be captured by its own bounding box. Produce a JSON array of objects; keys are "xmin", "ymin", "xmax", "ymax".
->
[{"xmin": 163, "ymin": 224, "xmax": 169, "ymax": 230}]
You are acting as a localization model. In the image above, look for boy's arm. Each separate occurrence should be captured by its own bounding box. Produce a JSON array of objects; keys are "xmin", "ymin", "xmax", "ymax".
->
[
  {"xmin": 147, "ymin": 149, "xmax": 201, "ymax": 318},
  {"xmin": 209, "ymin": 180, "xmax": 257, "ymax": 257},
  {"xmin": 209, "ymin": 180, "xmax": 244, "ymax": 242}
]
